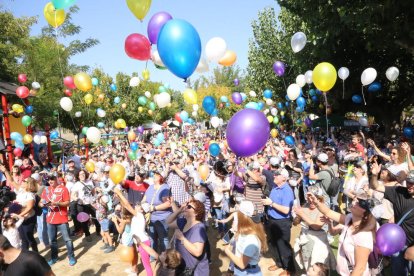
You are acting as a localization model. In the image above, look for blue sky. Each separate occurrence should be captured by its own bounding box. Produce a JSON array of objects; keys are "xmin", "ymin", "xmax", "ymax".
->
[{"xmin": 4, "ymin": 0, "xmax": 279, "ymax": 90}]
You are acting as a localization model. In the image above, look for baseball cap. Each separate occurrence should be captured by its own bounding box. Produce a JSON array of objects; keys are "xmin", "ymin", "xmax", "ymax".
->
[
  {"xmin": 67, "ymin": 158, "xmax": 74, "ymax": 163},
  {"xmin": 270, "ymin": 157, "xmax": 281, "ymax": 166},
  {"xmin": 239, "ymin": 200, "xmax": 255, "ymax": 217},
  {"xmin": 275, "ymin": 168, "xmax": 289, "ymax": 179},
  {"xmin": 317, "ymin": 153, "xmax": 329, "ymax": 163}
]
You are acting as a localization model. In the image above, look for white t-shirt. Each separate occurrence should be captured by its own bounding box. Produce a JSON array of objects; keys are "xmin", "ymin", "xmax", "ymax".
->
[
  {"xmin": 72, "ymin": 180, "xmax": 95, "ymax": 205},
  {"xmin": 235, "ymin": 234, "xmax": 261, "ymax": 266},
  {"xmin": 131, "ymin": 213, "xmax": 149, "ymax": 243},
  {"xmin": 2, "ymin": 218, "xmax": 24, "ymax": 248},
  {"xmin": 15, "ymin": 189, "xmax": 35, "ymax": 218}
]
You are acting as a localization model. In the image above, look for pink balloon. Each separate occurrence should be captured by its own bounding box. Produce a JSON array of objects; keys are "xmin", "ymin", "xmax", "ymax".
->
[
  {"xmin": 63, "ymin": 76, "xmax": 76, "ymax": 89},
  {"xmin": 18, "ymin": 74, "xmax": 27, "ymax": 83},
  {"xmin": 16, "ymin": 86, "xmax": 30, "ymax": 99},
  {"xmin": 124, "ymin": 33, "xmax": 151, "ymax": 61},
  {"xmin": 64, "ymin": 89, "xmax": 73, "ymax": 97},
  {"xmin": 76, "ymin": 212, "xmax": 90, "ymax": 223},
  {"xmin": 13, "ymin": 148, "xmax": 22, "ymax": 157}
]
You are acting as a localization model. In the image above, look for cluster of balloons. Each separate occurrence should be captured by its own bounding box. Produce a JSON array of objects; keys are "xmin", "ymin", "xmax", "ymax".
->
[
  {"xmin": 205, "ymin": 37, "xmax": 236, "ymax": 66},
  {"xmin": 16, "ymin": 74, "xmax": 39, "ymax": 99}
]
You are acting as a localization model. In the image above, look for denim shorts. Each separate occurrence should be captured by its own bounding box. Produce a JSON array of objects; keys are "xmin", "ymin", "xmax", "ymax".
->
[{"xmin": 100, "ymin": 219, "xmax": 109, "ymax": 232}]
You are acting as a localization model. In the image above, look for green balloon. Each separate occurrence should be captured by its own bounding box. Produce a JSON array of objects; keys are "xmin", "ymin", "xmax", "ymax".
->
[
  {"xmin": 21, "ymin": 115, "xmax": 32, "ymax": 127},
  {"xmin": 107, "ymin": 139, "xmax": 112, "ymax": 145},
  {"xmin": 82, "ymin": 127, "xmax": 88, "ymax": 135},
  {"xmin": 158, "ymin": 86, "xmax": 167, "ymax": 93},
  {"xmin": 53, "ymin": 110, "xmax": 59, "ymax": 116},
  {"xmin": 273, "ymin": 116, "xmax": 279, "ymax": 125},
  {"xmin": 138, "ymin": 96, "xmax": 147, "ymax": 106},
  {"xmin": 128, "ymin": 150, "xmax": 137, "ymax": 160},
  {"xmin": 149, "ymin": 102, "xmax": 156, "ymax": 111}
]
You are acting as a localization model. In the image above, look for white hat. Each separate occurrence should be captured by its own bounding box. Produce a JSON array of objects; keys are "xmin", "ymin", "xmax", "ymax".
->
[
  {"xmin": 31, "ymin": 173, "xmax": 40, "ymax": 181},
  {"xmin": 270, "ymin": 157, "xmax": 281, "ymax": 166},
  {"xmin": 317, "ymin": 153, "xmax": 329, "ymax": 163},
  {"xmin": 239, "ymin": 200, "xmax": 255, "ymax": 217},
  {"xmin": 193, "ymin": 192, "xmax": 206, "ymax": 203},
  {"xmin": 276, "ymin": 169, "xmax": 290, "ymax": 179},
  {"xmin": 14, "ymin": 159, "xmax": 23, "ymax": 167}
]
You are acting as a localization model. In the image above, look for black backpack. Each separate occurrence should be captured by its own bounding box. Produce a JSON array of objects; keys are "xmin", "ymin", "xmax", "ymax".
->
[
  {"xmin": 322, "ymin": 169, "xmax": 341, "ymax": 197},
  {"xmin": 34, "ymin": 194, "xmax": 43, "ymax": 216}
]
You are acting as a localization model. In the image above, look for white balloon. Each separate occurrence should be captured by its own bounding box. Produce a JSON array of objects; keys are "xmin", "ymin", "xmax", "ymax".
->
[
  {"xmin": 271, "ymin": 107, "xmax": 278, "ymax": 116},
  {"xmin": 358, "ymin": 117, "xmax": 368, "ymax": 127},
  {"xmin": 151, "ymin": 49, "xmax": 165, "ymax": 67},
  {"xmin": 249, "ymin": 91, "xmax": 257, "ymax": 97},
  {"xmin": 60, "ymin": 97, "xmax": 73, "ymax": 112},
  {"xmin": 296, "ymin": 74, "xmax": 306, "ymax": 87},
  {"xmin": 266, "ymin": 99, "xmax": 273, "ymax": 106},
  {"xmin": 86, "ymin": 127, "xmax": 101, "ymax": 144},
  {"xmin": 129, "ymin": 77, "xmax": 140, "ymax": 87},
  {"xmin": 210, "ymin": 116, "xmax": 220, "ymax": 128},
  {"xmin": 361, "ymin": 68, "xmax": 377, "ymax": 86},
  {"xmin": 263, "ymin": 109, "xmax": 269, "ymax": 115},
  {"xmin": 97, "ymin": 109, "xmax": 106, "ymax": 118},
  {"xmin": 75, "ymin": 111, "xmax": 82, "ymax": 117},
  {"xmin": 196, "ymin": 58, "xmax": 209, "ymax": 73},
  {"xmin": 338, "ymin": 67, "xmax": 350, "ymax": 80},
  {"xmin": 33, "ymin": 135, "xmax": 41, "ymax": 144},
  {"xmin": 386, "ymin": 66, "xmax": 399, "ymax": 82},
  {"xmin": 191, "ymin": 111, "xmax": 197, "ymax": 117},
  {"xmin": 291, "ymin": 32, "xmax": 307, "ymax": 53},
  {"xmin": 40, "ymin": 136, "xmax": 47, "ymax": 144},
  {"xmin": 287, "ymin": 84, "xmax": 301, "ymax": 101},
  {"xmin": 193, "ymin": 104, "xmax": 199, "ymax": 111},
  {"xmin": 144, "ymin": 91, "xmax": 151, "ymax": 98},
  {"xmin": 219, "ymin": 118, "xmax": 223, "ymax": 125},
  {"xmin": 205, "ymin": 37, "xmax": 227, "ymax": 62},
  {"xmin": 156, "ymin": 92, "xmax": 171, "ymax": 108},
  {"xmin": 304, "ymin": 70, "xmax": 313, "ymax": 84},
  {"xmin": 31, "ymin": 82, "xmax": 40, "ymax": 90}
]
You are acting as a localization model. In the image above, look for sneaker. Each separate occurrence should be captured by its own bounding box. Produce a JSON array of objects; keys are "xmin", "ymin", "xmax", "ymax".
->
[
  {"xmin": 69, "ymin": 257, "xmax": 77, "ymax": 266},
  {"xmin": 85, "ymin": 236, "xmax": 92, "ymax": 242},
  {"xmin": 104, "ymin": 246, "xmax": 115, "ymax": 253},
  {"xmin": 100, "ymin": 243, "xmax": 109, "ymax": 250},
  {"xmin": 48, "ymin": 259, "xmax": 58, "ymax": 266}
]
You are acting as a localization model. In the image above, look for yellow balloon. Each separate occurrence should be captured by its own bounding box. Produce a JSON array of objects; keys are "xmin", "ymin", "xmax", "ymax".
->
[
  {"xmin": 270, "ymin": 129, "xmax": 278, "ymax": 138},
  {"xmin": 138, "ymin": 107, "xmax": 143, "ymax": 113},
  {"xmin": 116, "ymin": 119, "xmax": 126, "ymax": 129},
  {"xmin": 109, "ymin": 164, "xmax": 126, "ymax": 184},
  {"xmin": 280, "ymin": 111, "xmax": 285, "ymax": 116},
  {"xmin": 126, "ymin": 0, "xmax": 152, "ymax": 21},
  {"xmin": 121, "ymin": 103, "xmax": 127, "ymax": 109},
  {"xmin": 218, "ymin": 50, "xmax": 237, "ymax": 66},
  {"xmin": 84, "ymin": 93, "xmax": 93, "ymax": 105},
  {"xmin": 267, "ymin": 115, "xmax": 273, "ymax": 123},
  {"xmin": 85, "ymin": 161, "xmax": 95, "ymax": 173},
  {"xmin": 183, "ymin": 88, "xmax": 197, "ymax": 105},
  {"xmin": 198, "ymin": 164, "xmax": 210, "ymax": 181},
  {"xmin": 142, "ymin": 69, "xmax": 150, "ymax": 80},
  {"xmin": 74, "ymin": 72, "xmax": 92, "ymax": 92},
  {"xmin": 312, "ymin": 62, "xmax": 337, "ymax": 92},
  {"xmin": 148, "ymin": 110, "xmax": 153, "ymax": 115},
  {"xmin": 43, "ymin": 2, "xmax": 66, "ymax": 28},
  {"xmin": 23, "ymin": 134, "xmax": 33, "ymax": 144},
  {"xmin": 12, "ymin": 104, "xmax": 24, "ymax": 113},
  {"xmin": 128, "ymin": 131, "xmax": 136, "ymax": 141},
  {"xmin": 114, "ymin": 121, "xmax": 120, "ymax": 129}
]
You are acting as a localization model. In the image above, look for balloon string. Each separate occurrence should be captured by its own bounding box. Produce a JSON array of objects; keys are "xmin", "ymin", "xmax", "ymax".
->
[
  {"xmin": 361, "ymin": 85, "xmax": 367, "ymax": 105},
  {"xmin": 324, "ymin": 93, "xmax": 329, "ymax": 136},
  {"xmin": 282, "ymin": 76, "xmax": 287, "ymax": 91},
  {"xmin": 342, "ymin": 80, "xmax": 345, "ymax": 99},
  {"xmin": 54, "ymin": 12, "xmax": 65, "ymax": 81}
]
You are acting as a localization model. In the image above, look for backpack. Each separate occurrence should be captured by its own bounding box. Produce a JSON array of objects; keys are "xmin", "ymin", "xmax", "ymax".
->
[
  {"xmin": 322, "ymin": 169, "xmax": 341, "ymax": 197},
  {"xmin": 34, "ymin": 194, "xmax": 43, "ymax": 216}
]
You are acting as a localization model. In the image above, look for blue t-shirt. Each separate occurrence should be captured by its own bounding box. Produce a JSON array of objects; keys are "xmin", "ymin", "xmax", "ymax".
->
[
  {"xmin": 267, "ymin": 182, "xmax": 294, "ymax": 220},
  {"xmin": 144, "ymin": 184, "xmax": 172, "ymax": 222}
]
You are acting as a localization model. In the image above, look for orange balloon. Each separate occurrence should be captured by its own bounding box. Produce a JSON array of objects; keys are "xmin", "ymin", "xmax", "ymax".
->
[
  {"xmin": 218, "ymin": 50, "xmax": 237, "ymax": 66},
  {"xmin": 128, "ymin": 130, "xmax": 136, "ymax": 142},
  {"xmin": 198, "ymin": 164, "xmax": 210, "ymax": 181},
  {"xmin": 119, "ymin": 245, "xmax": 135, "ymax": 263},
  {"xmin": 85, "ymin": 161, "xmax": 95, "ymax": 173},
  {"xmin": 98, "ymin": 94, "xmax": 105, "ymax": 100}
]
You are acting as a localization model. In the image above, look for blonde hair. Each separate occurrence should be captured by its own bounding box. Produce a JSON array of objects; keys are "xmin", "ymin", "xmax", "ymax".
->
[
  {"xmin": 236, "ymin": 212, "xmax": 268, "ymax": 253},
  {"xmin": 25, "ymin": 177, "xmax": 38, "ymax": 193}
]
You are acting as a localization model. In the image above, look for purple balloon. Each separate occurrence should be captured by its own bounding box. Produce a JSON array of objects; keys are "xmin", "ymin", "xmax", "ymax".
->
[
  {"xmin": 376, "ymin": 223, "xmax": 406, "ymax": 256},
  {"xmin": 273, "ymin": 61, "xmax": 285, "ymax": 76},
  {"xmin": 226, "ymin": 109, "xmax": 270, "ymax": 157},
  {"xmin": 77, "ymin": 212, "xmax": 90, "ymax": 223},
  {"xmin": 137, "ymin": 126, "xmax": 144, "ymax": 134},
  {"xmin": 233, "ymin": 78, "xmax": 239, "ymax": 86},
  {"xmin": 231, "ymin": 92, "xmax": 243, "ymax": 105},
  {"xmin": 148, "ymin": 12, "xmax": 173, "ymax": 44},
  {"xmin": 304, "ymin": 117, "xmax": 312, "ymax": 127}
]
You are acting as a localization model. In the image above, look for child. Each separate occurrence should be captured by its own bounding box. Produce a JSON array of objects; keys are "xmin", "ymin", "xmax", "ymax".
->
[
  {"xmin": 2, "ymin": 213, "xmax": 24, "ymax": 249},
  {"xmin": 95, "ymin": 189, "xmax": 115, "ymax": 253}
]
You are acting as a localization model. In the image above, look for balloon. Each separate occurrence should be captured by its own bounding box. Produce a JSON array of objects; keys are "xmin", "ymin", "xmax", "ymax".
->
[
  {"xmin": 64, "ymin": 89, "xmax": 72, "ymax": 97},
  {"xmin": 16, "ymin": 86, "xmax": 30, "ymax": 99},
  {"xmin": 218, "ymin": 50, "xmax": 237, "ymax": 66},
  {"xmin": 296, "ymin": 96, "xmax": 306, "ymax": 108},
  {"xmin": 113, "ymin": 97, "xmax": 120, "ymax": 104},
  {"xmin": 116, "ymin": 119, "xmax": 126, "ymax": 129},
  {"xmin": 361, "ymin": 67, "xmax": 377, "ymax": 86},
  {"xmin": 124, "ymin": 33, "xmax": 151, "ymax": 61},
  {"xmin": 266, "ymin": 99, "xmax": 273, "ymax": 106},
  {"xmin": 205, "ymin": 37, "xmax": 227, "ymax": 62},
  {"xmin": 257, "ymin": 102, "xmax": 265, "ymax": 110},
  {"xmin": 358, "ymin": 117, "xmax": 368, "ymax": 127},
  {"xmin": 285, "ymin": 135, "xmax": 295, "ymax": 145},
  {"xmin": 368, "ymin": 82, "xmax": 381, "ymax": 93},
  {"xmin": 245, "ymin": 102, "xmax": 259, "ymax": 110},
  {"xmin": 273, "ymin": 116, "xmax": 279, "ymax": 125},
  {"xmin": 304, "ymin": 70, "xmax": 313, "ymax": 84},
  {"xmin": 196, "ymin": 58, "xmax": 209, "ymax": 73},
  {"xmin": 142, "ymin": 69, "xmax": 150, "ymax": 80},
  {"xmin": 403, "ymin": 127, "xmax": 413, "ymax": 138},
  {"xmin": 158, "ymin": 19, "xmax": 201, "ymax": 79},
  {"xmin": 174, "ymin": 112, "xmax": 182, "ymax": 123},
  {"xmin": 97, "ymin": 122, "xmax": 105, "ymax": 128},
  {"xmin": 23, "ymin": 134, "xmax": 33, "ymax": 144},
  {"xmin": 183, "ymin": 89, "xmax": 197, "ymax": 105},
  {"xmin": 17, "ymin": 74, "xmax": 27, "ymax": 83},
  {"xmin": 233, "ymin": 78, "xmax": 240, "ymax": 86},
  {"xmin": 249, "ymin": 91, "xmax": 257, "ymax": 97},
  {"xmin": 156, "ymin": 133, "xmax": 164, "ymax": 142},
  {"xmin": 128, "ymin": 150, "xmax": 137, "ymax": 160},
  {"xmin": 86, "ymin": 127, "xmax": 101, "ymax": 144},
  {"xmin": 129, "ymin": 77, "xmax": 140, "ymax": 87},
  {"xmin": 74, "ymin": 72, "xmax": 92, "ymax": 92},
  {"xmin": 311, "ymin": 95, "xmax": 319, "ymax": 102},
  {"xmin": 338, "ymin": 67, "xmax": 350, "ymax": 80},
  {"xmin": 180, "ymin": 111, "xmax": 189, "ymax": 122},
  {"xmin": 270, "ymin": 108, "xmax": 278, "ymax": 116},
  {"xmin": 60, "ymin": 97, "xmax": 73, "ymax": 112},
  {"xmin": 295, "ymin": 106, "xmax": 304, "ymax": 113},
  {"xmin": 97, "ymin": 109, "xmax": 106, "ymax": 118},
  {"xmin": 226, "ymin": 109, "xmax": 270, "ymax": 157},
  {"xmin": 137, "ymin": 126, "xmax": 144, "ymax": 134},
  {"xmin": 296, "ymin": 74, "xmax": 306, "ymax": 88},
  {"xmin": 10, "ymin": 132, "xmax": 23, "ymax": 141},
  {"xmin": 158, "ymin": 86, "xmax": 167, "ymax": 93},
  {"xmin": 84, "ymin": 93, "xmax": 93, "ymax": 105},
  {"xmin": 210, "ymin": 116, "xmax": 220, "ymax": 128},
  {"xmin": 240, "ymin": 93, "xmax": 247, "ymax": 101},
  {"xmin": 147, "ymin": 12, "xmax": 173, "ymax": 44},
  {"xmin": 44, "ymin": 2, "xmax": 66, "ymax": 28},
  {"xmin": 156, "ymin": 92, "xmax": 171, "ymax": 108},
  {"xmin": 232, "ymin": 92, "xmax": 242, "ymax": 105},
  {"xmin": 376, "ymin": 223, "xmax": 406, "ymax": 256},
  {"xmin": 144, "ymin": 91, "xmax": 151, "ymax": 98},
  {"xmin": 110, "ymin": 83, "xmax": 117, "ymax": 92},
  {"xmin": 263, "ymin": 89, "xmax": 273, "ymax": 99},
  {"xmin": 267, "ymin": 115, "xmax": 273, "ymax": 123},
  {"xmin": 13, "ymin": 148, "xmax": 23, "ymax": 157},
  {"xmin": 352, "ymin": 95, "xmax": 362, "ymax": 104},
  {"xmin": 312, "ymin": 62, "xmax": 337, "ymax": 92},
  {"xmin": 127, "ymin": 131, "xmax": 136, "ymax": 142},
  {"xmin": 202, "ymin": 96, "xmax": 216, "ymax": 115},
  {"xmin": 50, "ymin": 130, "xmax": 59, "ymax": 139},
  {"xmin": 138, "ymin": 96, "xmax": 147, "ymax": 106},
  {"xmin": 273, "ymin": 61, "xmax": 285, "ymax": 76},
  {"xmin": 277, "ymin": 102, "xmax": 284, "ymax": 109},
  {"xmin": 63, "ymin": 76, "xmax": 76, "ymax": 89},
  {"xmin": 81, "ymin": 127, "xmax": 88, "ymax": 136},
  {"xmin": 126, "ymin": 0, "xmax": 151, "ymax": 21},
  {"xmin": 287, "ymin": 84, "xmax": 301, "ymax": 101},
  {"xmin": 85, "ymin": 161, "xmax": 95, "ymax": 173},
  {"xmin": 198, "ymin": 164, "xmax": 209, "ymax": 181},
  {"xmin": 76, "ymin": 212, "xmax": 90, "ymax": 223},
  {"xmin": 130, "ymin": 142, "xmax": 138, "ymax": 151},
  {"xmin": 191, "ymin": 111, "xmax": 197, "ymax": 117},
  {"xmin": 31, "ymin": 82, "xmax": 41, "ymax": 90},
  {"xmin": 305, "ymin": 117, "xmax": 312, "ymax": 127},
  {"xmin": 386, "ymin": 66, "xmax": 399, "ymax": 82},
  {"xmin": 148, "ymin": 102, "xmax": 156, "ymax": 111},
  {"xmin": 291, "ymin": 32, "xmax": 307, "ymax": 53},
  {"xmin": 91, "ymin": 77, "xmax": 99, "ymax": 86},
  {"xmin": 75, "ymin": 111, "xmax": 81, "ymax": 118},
  {"xmin": 209, "ymin": 143, "xmax": 221, "ymax": 157},
  {"xmin": 32, "ymin": 135, "xmax": 41, "ymax": 144},
  {"xmin": 52, "ymin": 0, "xmax": 76, "ymax": 9},
  {"xmin": 220, "ymin": 96, "xmax": 228, "ymax": 103}
]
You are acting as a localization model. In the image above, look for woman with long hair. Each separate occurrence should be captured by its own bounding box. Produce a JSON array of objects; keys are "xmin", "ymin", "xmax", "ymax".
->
[{"xmin": 343, "ymin": 161, "xmax": 369, "ymax": 208}]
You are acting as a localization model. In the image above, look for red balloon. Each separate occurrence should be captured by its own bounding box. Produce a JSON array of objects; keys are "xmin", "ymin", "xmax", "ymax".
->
[
  {"xmin": 18, "ymin": 74, "xmax": 27, "ymax": 83},
  {"xmin": 13, "ymin": 148, "xmax": 22, "ymax": 157},
  {"xmin": 63, "ymin": 76, "xmax": 76, "ymax": 89},
  {"xmin": 174, "ymin": 112, "xmax": 182, "ymax": 123},
  {"xmin": 64, "ymin": 89, "xmax": 73, "ymax": 97},
  {"xmin": 16, "ymin": 86, "xmax": 30, "ymax": 99},
  {"xmin": 124, "ymin": 33, "xmax": 151, "ymax": 61}
]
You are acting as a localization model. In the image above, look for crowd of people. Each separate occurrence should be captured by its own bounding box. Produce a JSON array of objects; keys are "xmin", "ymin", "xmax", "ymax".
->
[{"xmin": 0, "ymin": 124, "xmax": 413, "ymax": 276}]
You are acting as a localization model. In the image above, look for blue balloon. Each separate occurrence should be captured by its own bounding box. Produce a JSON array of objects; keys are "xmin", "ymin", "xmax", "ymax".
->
[
  {"xmin": 352, "ymin": 95, "xmax": 363, "ymax": 104},
  {"xmin": 296, "ymin": 96, "xmax": 306, "ymax": 108},
  {"xmin": 240, "ymin": 93, "xmax": 247, "ymax": 101},
  {"xmin": 209, "ymin": 143, "xmax": 221, "ymax": 157},
  {"xmin": 50, "ymin": 131, "xmax": 59, "ymax": 139},
  {"xmin": 180, "ymin": 111, "xmax": 189, "ymax": 122},
  {"xmin": 296, "ymin": 106, "xmax": 304, "ymax": 113},
  {"xmin": 130, "ymin": 142, "xmax": 138, "ymax": 151},
  {"xmin": 10, "ymin": 132, "xmax": 22, "ymax": 141},
  {"xmin": 157, "ymin": 19, "xmax": 201, "ymax": 80},
  {"xmin": 277, "ymin": 102, "xmax": 284, "ymax": 109},
  {"xmin": 154, "ymin": 139, "xmax": 161, "ymax": 147},
  {"xmin": 285, "ymin": 101, "xmax": 289, "ymax": 107},
  {"xmin": 92, "ymin": 77, "xmax": 99, "ymax": 86},
  {"xmin": 220, "ymin": 96, "xmax": 228, "ymax": 103},
  {"xmin": 403, "ymin": 127, "xmax": 414, "ymax": 138},
  {"xmin": 211, "ymin": 108, "xmax": 218, "ymax": 116},
  {"xmin": 316, "ymin": 89, "xmax": 322, "ymax": 95},
  {"xmin": 25, "ymin": 105, "xmax": 33, "ymax": 114},
  {"xmin": 263, "ymin": 89, "xmax": 273, "ymax": 99},
  {"xmin": 285, "ymin": 95, "xmax": 290, "ymax": 101},
  {"xmin": 156, "ymin": 133, "xmax": 165, "ymax": 141},
  {"xmin": 97, "ymin": 122, "xmax": 105, "ymax": 128},
  {"xmin": 110, "ymin": 83, "xmax": 117, "ymax": 91},
  {"xmin": 257, "ymin": 102, "xmax": 265, "ymax": 110},
  {"xmin": 202, "ymin": 96, "xmax": 216, "ymax": 115},
  {"xmin": 309, "ymin": 89, "xmax": 315, "ymax": 96},
  {"xmin": 15, "ymin": 141, "xmax": 24, "ymax": 149},
  {"xmin": 285, "ymin": 135, "xmax": 295, "ymax": 146},
  {"xmin": 114, "ymin": 96, "xmax": 120, "ymax": 104},
  {"xmin": 225, "ymin": 102, "xmax": 230, "ymax": 107},
  {"xmin": 311, "ymin": 95, "xmax": 318, "ymax": 102},
  {"xmin": 296, "ymin": 119, "xmax": 302, "ymax": 124},
  {"xmin": 245, "ymin": 102, "xmax": 259, "ymax": 110},
  {"xmin": 187, "ymin": 118, "xmax": 194, "ymax": 124},
  {"xmin": 368, "ymin": 82, "xmax": 381, "ymax": 93}
]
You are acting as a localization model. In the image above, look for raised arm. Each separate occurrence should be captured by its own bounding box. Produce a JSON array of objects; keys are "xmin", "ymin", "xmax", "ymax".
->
[
  {"xmin": 369, "ymin": 163, "xmax": 385, "ymax": 193},
  {"xmin": 307, "ymin": 193, "xmax": 345, "ymax": 225}
]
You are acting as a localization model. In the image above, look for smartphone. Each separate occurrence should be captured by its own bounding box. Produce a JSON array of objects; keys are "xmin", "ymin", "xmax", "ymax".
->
[
  {"xmin": 221, "ymin": 230, "xmax": 232, "ymax": 245},
  {"xmin": 261, "ymin": 195, "xmax": 267, "ymax": 199}
]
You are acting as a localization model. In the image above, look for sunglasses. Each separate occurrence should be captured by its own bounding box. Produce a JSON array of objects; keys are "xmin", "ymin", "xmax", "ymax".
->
[{"xmin": 356, "ymin": 198, "xmax": 371, "ymax": 211}]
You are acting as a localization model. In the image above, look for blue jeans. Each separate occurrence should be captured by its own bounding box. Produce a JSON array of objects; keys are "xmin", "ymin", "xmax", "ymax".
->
[
  {"xmin": 37, "ymin": 212, "xmax": 49, "ymax": 246},
  {"xmin": 391, "ymin": 249, "xmax": 414, "ymax": 275},
  {"xmin": 148, "ymin": 219, "xmax": 169, "ymax": 255},
  {"xmin": 47, "ymin": 223, "xmax": 75, "ymax": 260},
  {"xmin": 234, "ymin": 265, "xmax": 262, "ymax": 276},
  {"xmin": 213, "ymin": 207, "xmax": 227, "ymax": 234}
]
